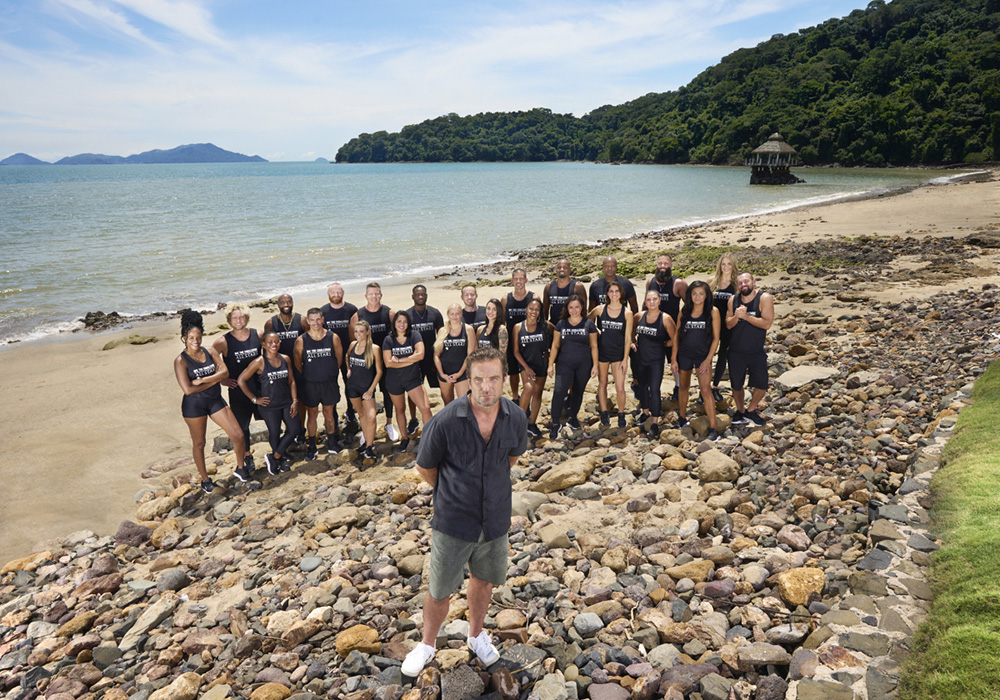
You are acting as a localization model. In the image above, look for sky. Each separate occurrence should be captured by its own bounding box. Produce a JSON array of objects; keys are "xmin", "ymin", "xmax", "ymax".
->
[{"xmin": 0, "ymin": 0, "xmax": 876, "ymax": 162}]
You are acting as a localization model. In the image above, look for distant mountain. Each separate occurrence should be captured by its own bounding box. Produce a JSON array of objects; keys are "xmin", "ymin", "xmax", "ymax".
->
[
  {"xmin": 3, "ymin": 143, "xmax": 267, "ymax": 166},
  {"xmin": 0, "ymin": 153, "xmax": 51, "ymax": 165}
]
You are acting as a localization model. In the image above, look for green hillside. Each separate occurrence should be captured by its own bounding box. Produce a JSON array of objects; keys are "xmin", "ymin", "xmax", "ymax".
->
[{"xmin": 336, "ymin": 0, "xmax": 1000, "ymax": 166}]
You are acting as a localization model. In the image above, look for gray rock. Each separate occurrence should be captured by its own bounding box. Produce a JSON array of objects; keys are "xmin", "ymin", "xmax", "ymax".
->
[
  {"xmin": 300, "ymin": 557, "xmax": 323, "ymax": 572},
  {"xmin": 857, "ymin": 548, "xmax": 894, "ymax": 571},
  {"xmin": 907, "ymin": 532, "xmax": 939, "ymax": 552},
  {"xmin": 866, "ymin": 656, "xmax": 901, "ymax": 699},
  {"xmin": 849, "ymin": 571, "xmax": 888, "ymax": 596},
  {"xmin": 120, "ymin": 595, "xmax": 180, "ymax": 651},
  {"xmin": 900, "ymin": 578, "xmax": 933, "ymax": 600},
  {"xmin": 795, "ymin": 679, "xmax": 854, "ymax": 700},
  {"xmin": 26, "ymin": 620, "xmax": 58, "ymax": 639},
  {"xmin": 441, "ymin": 664, "xmax": 485, "ymax": 700},
  {"xmin": 773, "ymin": 365, "xmax": 838, "ymax": 391},
  {"xmin": 586, "ymin": 685, "xmax": 630, "ymax": 700},
  {"xmin": 495, "ymin": 644, "xmax": 548, "ymax": 682},
  {"xmin": 736, "ymin": 643, "xmax": 790, "ymax": 666},
  {"xmin": 156, "ymin": 567, "xmax": 191, "ymax": 591},
  {"xmin": 565, "ymin": 484, "xmax": 602, "ymax": 500},
  {"xmin": 698, "ymin": 673, "xmax": 732, "ymax": 700},
  {"xmin": 91, "ymin": 645, "xmax": 122, "ymax": 670},
  {"xmin": 840, "ymin": 631, "xmax": 891, "ymax": 657},
  {"xmin": 755, "ymin": 675, "xmax": 788, "ymax": 700},
  {"xmin": 341, "ymin": 650, "xmax": 370, "ymax": 676},
  {"xmin": 511, "ymin": 491, "xmax": 549, "ymax": 517},
  {"xmin": 646, "ymin": 643, "xmax": 681, "ymax": 670},
  {"xmin": 115, "ymin": 520, "xmax": 152, "ymax": 546},
  {"xmin": 533, "ymin": 673, "xmax": 569, "ymax": 700},
  {"xmin": 573, "ymin": 613, "xmax": 604, "ymax": 636}
]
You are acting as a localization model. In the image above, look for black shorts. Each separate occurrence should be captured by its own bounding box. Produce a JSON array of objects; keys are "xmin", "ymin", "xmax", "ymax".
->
[
  {"xmin": 181, "ymin": 392, "xmax": 228, "ymax": 419},
  {"xmin": 419, "ymin": 357, "xmax": 440, "ymax": 388},
  {"xmin": 598, "ymin": 346, "xmax": 625, "ymax": 363},
  {"xmin": 677, "ymin": 351, "xmax": 709, "ymax": 372},
  {"xmin": 519, "ymin": 361, "xmax": 546, "ymax": 378},
  {"xmin": 728, "ymin": 351, "xmax": 768, "ymax": 391},
  {"xmin": 438, "ymin": 370, "xmax": 468, "ymax": 384},
  {"xmin": 386, "ymin": 367, "xmax": 423, "ymax": 396},
  {"xmin": 301, "ymin": 380, "xmax": 340, "ymax": 408}
]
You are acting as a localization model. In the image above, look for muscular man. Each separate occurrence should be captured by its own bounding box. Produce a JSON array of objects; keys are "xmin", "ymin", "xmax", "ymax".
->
[
  {"xmin": 542, "ymin": 258, "xmax": 587, "ymax": 325},
  {"xmin": 264, "ymin": 294, "xmax": 305, "ymax": 442},
  {"xmin": 402, "ymin": 348, "xmax": 528, "ymax": 677},
  {"xmin": 500, "ymin": 268, "xmax": 536, "ymax": 401},
  {"xmin": 645, "ymin": 254, "xmax": 687, "ymax": 400},
  {"xmin": 321, "ymin": 283, "xmax": 358, "ymax": 428},
  {"xmin": 588, "ymin": 257, "xmax": 638, "ymax": 313},
  {"xmin": 726, "ymin": 272, "xmax": 774, "ymax": 427},
  {"xmin": 407, "ymin": 284, "xmax": 444, "ymax": 435},
  {"xmin": 350, "ymin": 283, "xmax": 397, "ymax": 439},
  {"xmin": 460, "ymin": 284, "xmax": 487, "ymax": 331},
  {"xmin": 294, "ymin": 308, "xmax": 344, "ymax": 459}
]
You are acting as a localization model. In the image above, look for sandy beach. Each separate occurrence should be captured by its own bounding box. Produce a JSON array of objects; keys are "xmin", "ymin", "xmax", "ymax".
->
[{"xmin": 2, "ymin": 171, "xmax": 998, "ymax": 566}]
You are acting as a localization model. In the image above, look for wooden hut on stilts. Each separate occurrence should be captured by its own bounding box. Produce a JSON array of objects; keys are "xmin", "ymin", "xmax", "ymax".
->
[{"xmin": 746, "ymin": 133, "xmax": 804, "ymax": 185}]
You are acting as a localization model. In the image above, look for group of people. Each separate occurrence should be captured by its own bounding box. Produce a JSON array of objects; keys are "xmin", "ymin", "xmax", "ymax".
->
[{"xmin": 174, "ymin": 254, "xmax": 773, "ymax": 493}]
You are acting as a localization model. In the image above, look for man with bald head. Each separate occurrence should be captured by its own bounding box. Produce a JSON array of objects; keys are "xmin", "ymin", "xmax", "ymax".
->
[
  {"xmin": 543, "ymin": 259, "xmax": 587, "ymax": 325},
  {"xmin": 726, "ymin": 272, "xmax": 774, "ymax": 428},
  {"xmin": 588, "ymin": 257, "xmax": 637, "ymax": 314},
  {"xmin": 264, "ymin": 294, "xmax": 306, "ymax": 442},
  {"xmin": 321, "ymin": 283, "xmax": 359, "ymax": 428}
]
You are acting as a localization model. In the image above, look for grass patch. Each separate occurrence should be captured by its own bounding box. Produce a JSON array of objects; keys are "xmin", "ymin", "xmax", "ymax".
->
[{"xmin": 900, "ymin": 361, "xmax": 1000, "ymax": 700}]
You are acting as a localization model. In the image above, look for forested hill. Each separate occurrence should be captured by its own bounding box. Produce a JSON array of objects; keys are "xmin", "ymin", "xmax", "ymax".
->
[{"xmin": 335, "ymin": 0, "xmax": 1000, "ymax": 166}]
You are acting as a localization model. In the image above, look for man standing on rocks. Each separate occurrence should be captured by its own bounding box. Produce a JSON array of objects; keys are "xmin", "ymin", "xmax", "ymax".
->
[
  {"xmin": 321, "ymin": 283, "xmax": 358, "ymax": 429},
  {"xmin": 588, "ymin": 256, "xmax": 638, "ymax": 313},
  {"xmin": 460, "ymin": 284, "xmax": 487, "ymax": 332},
  {"xmin": 407, "ymin": 285, "xmax": 445, "ymax": 435},
  {"xmin": 403, "ymin": 347, "xmax": 528, "ymax": 676},
  {"xmin": 542, "ymin": 258, "xmax": 586, "ymax": 325},
  {"xmin": 726, "ymin": 272, "xmax": 774, "ymax": 427}
]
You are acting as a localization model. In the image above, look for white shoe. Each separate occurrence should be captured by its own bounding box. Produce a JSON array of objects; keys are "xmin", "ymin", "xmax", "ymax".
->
[
  {"xmin": 386, "ymin": 423, "xmax": 400, "ymax": 442},
  {"xmin": 467, "ymin": 630, "xmax": 499, "ymax": 666},
  {"xmin": 401, "ymin": 642, "xmax": 436, "ymax": 676}
]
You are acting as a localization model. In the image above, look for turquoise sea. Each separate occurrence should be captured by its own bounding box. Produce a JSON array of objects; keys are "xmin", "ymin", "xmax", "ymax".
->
[{"xmin": 0, "ymin": 161, "xmax": 944, "ymax": 346}]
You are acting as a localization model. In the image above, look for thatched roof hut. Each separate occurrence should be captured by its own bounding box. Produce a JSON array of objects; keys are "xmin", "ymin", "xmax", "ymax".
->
[{"xmin": 746, "ymin": 132, "xmax": 802, "ymax": 184}]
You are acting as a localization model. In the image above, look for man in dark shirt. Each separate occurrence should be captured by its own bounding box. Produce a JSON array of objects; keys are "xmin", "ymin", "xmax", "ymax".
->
[
  {"xmin": 407, "ymin": 284, "xmax": 444, "ymax": 435},
  {"xmin": 460, "ymin": 284, "xmax": 487, "ymax": 331},
  {"xmin": 588, "ymin": 256, "xmax": 638, "ymax": 313},
  {"xmin": 321, "ymin": 282, "xmax": 358, "ymax": 428},
  {"xmin": 402, "ymin": 347, "xmax": 528, "ymax": 676}
]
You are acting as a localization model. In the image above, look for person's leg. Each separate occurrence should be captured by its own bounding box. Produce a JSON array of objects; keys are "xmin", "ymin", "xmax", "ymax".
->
[
  {"xmin": 322, "ymin": 404, "xmax": 336, "ymax": 439},
  {"xmin": 305, "ymin": 405, "xmax": 319, "ymax": 438},
  {"xmin": 597, "ymin": 361, "xmax": 610, "ymax": 412},
  {"xmin": 696, "ymin": 366, "xmax": 716, "ymax": 429},
  {"xmin": 406, "ymin": 386, "xmax": 432, "ymax": 424},
  {"xmin": 276, "ymin": 406, "xmax": 300, "ymax": 457},
  {"xmin": 229, "ymin": 389, "xmax": 254, "ymax": 454},
  {"xmin": 568, "ymin": 362, "xmax": 590, "ymax": 419},
  {"xmin": 453, "ymin": 379, "xmax": 469, "ymax": 400},
  {"xmin": 467, "ymin": 576, "xmax": 494, "ymax": 638},
  {"xmin": 649, "ymin": 361, "xmax": 665, "ymax": 421},
  {"xmin": 634, "ymin": 363, "xmax": 651, "ymax": 417},
  {"xmin": 440, "ymin": 381, "xmax": 455, "ymax": 405},
  {"xmin": 677, "ymin": 369, "xmax": 692, "ymax": 420},
  {"xmin": 260, "ymin": 408, "xmax": 282, "ymax": 455},
  {"xmin": 390, "ymin": 393, "xmax": 407, "ymax": 439},
  {"xmin": 209, "ymin": 406, "xmax": 247, "ymax": 465},
  {"xmin": 183, "ymin": 416, "xmax": 210, "ymax": 481},
  {"xmin": 749, "ymin": 388, "xmax": 767, "ymax": 412},
  {"xmin": 712, "ymin": 331, "xmax": 730, "ymax": 389},
  {"xmin": 380, "ymin": 375, "xmax": 393, "ymax": 421},
  {"xmin": 611, "ymin": 360, "xmax": 627, "ymax": 414},
  {"xmin": 550, "ymin": 367, "xmax": 574, "ymax": 425}
]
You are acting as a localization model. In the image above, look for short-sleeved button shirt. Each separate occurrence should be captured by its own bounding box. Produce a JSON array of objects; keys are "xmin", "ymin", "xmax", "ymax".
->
[{"xmin": 416, "ymin": 395, "xmax": 528, "ymax": 542}]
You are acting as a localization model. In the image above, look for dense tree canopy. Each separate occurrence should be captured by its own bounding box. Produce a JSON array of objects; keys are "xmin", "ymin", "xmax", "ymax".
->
[{"xmin": 336, "ymin": 0, "xmax": 999, "ymax": 166}]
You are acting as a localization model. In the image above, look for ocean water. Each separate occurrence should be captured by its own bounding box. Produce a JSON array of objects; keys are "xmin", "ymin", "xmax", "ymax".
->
[{"xmin": 0, "ymin": 161, "xmax": 939, "ymax": 346}]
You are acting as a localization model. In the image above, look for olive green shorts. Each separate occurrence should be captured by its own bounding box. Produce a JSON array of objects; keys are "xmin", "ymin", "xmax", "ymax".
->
[{"xmin": 428, "ymin": 529, "xmax": 509, "ymax": 599}]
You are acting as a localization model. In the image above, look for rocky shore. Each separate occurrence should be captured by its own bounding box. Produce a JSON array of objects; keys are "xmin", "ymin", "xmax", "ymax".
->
[{"xmin": 3, "ymin": 280, "xmax": 997, "ymax": 700}]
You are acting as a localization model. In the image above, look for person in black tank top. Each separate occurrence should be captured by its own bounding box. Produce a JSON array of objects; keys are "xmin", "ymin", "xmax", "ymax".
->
[
  {"xmin": 630, "ymin": 290, "xmax": 676, "ymax": 438},
  {"xmin": 543, "ymin": 259, "xmax": 586, "ymax": 325},
  {"xmin": 433, "ymin": 304, "xmax": 473, "ymax": 406},
  {"xmin": 264, "ymin": 294, "xmax": 305, "ymax": 443},
  {"xmin": 726, "ymin": 273, "xmax": 775, "ymax": 427},
  {"xmin": 670, "ymin": 282, "xmax": 721, "ymax": 440},
  {"xmin": 213, "ymin": 303, "xmax": 260, "ymax": 474},
  {"xmin": 174, "ymin": 311, "xmax": 249, "ymax": 492},
  {"xmin": 588, "ymin": 281, "xmax": 633, "ymax": 428},
  {"xmin": 322, "ymin": 282, "xmax": 359, "ymax": 427},
  {"xmin": 475, "ymin": 299, "xmax": 508, "ymax": 354},
  {"xmin": 512, "ymin": 298, "xmax": 553, "ymax": 437},
  {"xmin": 294, "ymin": 308, "xmax": 345, "ymax": 459},
  {"xmin": 502, "ymin": 268, "xmax": 535, "ymax": 403},
  {"xmin": 461, "ymin": 284, "xmax": 488, "ymax": 332},
  {"xmin": 645, "ymin": 254, "xmax": 687, "ymax": 402},
  {"xmin": 351, "ymin": 282, "xmax": 400, "ymax": 439},
  {"xmin": 709, "ymin": 254, "xmax": 739, "ymax": 400},
  {"xmin": 546, "ymin": 295, "xmax": 598, "ymax": 438},
  {"xmin": 382, "ymin": 310, "xmax": 433, "ymax": 452},
  {"xmin": 345, "ymin": 320, "xmax": 383, "ymax": 461},
  {"xmin": 239, "ymin": 330, "xmax": 301, "ymax": 475}
]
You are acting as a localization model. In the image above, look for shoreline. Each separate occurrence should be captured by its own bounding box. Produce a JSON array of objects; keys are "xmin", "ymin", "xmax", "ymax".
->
[
  {"xmin": 2, "ymin": 168, "xmax": 986, "ymax": 351},
  {"xmin": 1, "ymin": 171, "xmax": 999, "ymax": 565}
]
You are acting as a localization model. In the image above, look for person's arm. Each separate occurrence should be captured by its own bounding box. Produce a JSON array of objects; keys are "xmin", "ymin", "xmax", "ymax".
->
[
  {"xmin": 498, "ymin": 325, "xmax": 508, "ymax": 356},
  {"xmin": 574, "ymin": 281, "xmax": 587, "ymax": 300},
  {"xmin": 664, "ymin": 315, "xmax": 677, "ymax": 345},
  {"xmin": 630, "ymin": 312, "xmax": 641, "ymax": 352},
  {"xmin": 212, "ymin": 335, "xmax": 238, "ymax": 388},
  {"xmin": 626, "ymin": 286, "xmax": 639, "ymax": 314},
  {"xmin": 588, "ymin": 304, "xmax": 602, "ymax": 322},
  {"xmin": 454, "ymin": 325, "xmax": 473, "ymax": 378},
  {"xmin": 726, "ymin": 296, "xmax": 739, "ymax": 330},
  {"xmin": 670, "ymin": 324, "xmax": 680, "ymax": 376},
  {"xmin": 238, "ymin": 357, "xmax": 268, "ymax": 406},
  {"xmin": 415, "ymin": 462, "xmax": 437, "ymax": 486},
  {"xmin": 547, "ymin": 329, "xmax": 562, "ymax": 378},
  {"xmin": 587, "ymin": 284, "xmax": 598, "ymax": 313},
  {"xmin": 512, "ymin": 322, "xmax": 531, "ymax": 379},
  {"xmin": 349, "ymin": 312, "xmax": 359, "ymax": 328},
  {"xmin": 541, "ymin": 285, "xmax": 551, "ymax": 323},
  {"xmin": 622, "ymin": 310, "xmax": 633, "ymax": 375},
  {"xmin": 333, "ymin": 334, "xmax": 344, "ymax": 368},
  {"xmin": 588, "ymin": 326, "xmax": 599, "ymax": 378},
  {"xmin": 433, "ymin": 327, "xmax": 448, "ymax": 380},
  {"xmin": 174, "ymin": 355, "xmax": 201, "ymax": 396},
  {"xmin": 699, "ymin": 308, "xmax": 722, "ymax": 376},
  {"xmin": 293, "ymin": 336, "xmax": 304, "ymax": 375},
  {"xmin": 263, "ymin": 317, "xmax": 273, "ymax": 333},
  {"xmin": 284, "ymin": 354, "xmax": 298, "ymax": 417},
  {"xmin": 748, "ymin": 293, "xmax": 775, "ymax": 330},
  {"xmin": 193, "ymin": 347, "xmax": 229, "ymax": 391},
  {"xmin": 367, "ymin": 349, "xmax": 384, "ymax": 398}
]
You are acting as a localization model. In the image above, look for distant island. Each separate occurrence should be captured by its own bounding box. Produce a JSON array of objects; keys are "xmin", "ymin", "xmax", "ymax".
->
[{"xmin": 1, "ymin": 143, "xmax": 267, "ymax": 166}]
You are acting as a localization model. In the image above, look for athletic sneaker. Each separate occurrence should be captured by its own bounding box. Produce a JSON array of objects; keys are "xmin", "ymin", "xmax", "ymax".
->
[
  {"xmin": 243, "ymin": 454, "xmax": 255, "ymax": 471},
  {"xmin": 711, "ymin": 388, "xmax": 724, "ymax": 402},
  {"xmin": 345, "ymin": 413, "xmax": 360, "ymax": 429},
  {"xmin": 731, "ymin": 411, "xmax": 748, "ymax": 425},
  {"xmin": 527, "ymin": 423, "xmax": 541, "ymax": 438},
  {"xmin": 617, "ymin": 413, "xmax": 627, "ymax": 428},
  {"xmin": 745, "ymin": 410, "xmax": 766, "ymax": 427},
  {"xmin": 399, "ymin": 438, "xmax": 410, "ymax": 453},
  {"xmin": 386, "ymin": 423, "xmax": 400, "ymax": 442},
  {"xmin": 233, "ymin": 465, "xmax": 252, "ymax": 483},
  {"xmin": 305, "ymin": 445, "xmax": 319, "ymax": 461},
  {"xmin": 467, "ymin": 631, "xmax": 500, "ymax": 667},
  {"xmin": 327, "ymin": 436, "xmax": 341, "ymax": 454},
  {"xmin": 407, "ymin": 417, "xmax": 419, "ymax": 436},
  {"xmin": 549, "ymin": 423, "xmax": 560, "ymax": 439},
  {"xmin": 200, "ymin": 478, "xmax": 216, "ymax": 494},
  {"xmin": 265, "ymin": 453, "xmax": 281, "ymax": 476},
  {"xmin": 567, "ymin": 417, "xmax": 582, "ymax": 430},
  {"xmin": 401, "ymin": 643, "xmax": 436, "ymax": 676},
  {"xmin": 676, "ymin": 416, "xmax": 689, "ymax": 429},
  {"xmin": 599, "ymin": 411, "xmax": 610, "ymax": 426},
  {"xmin": 707, "ymin": 428, "xmax": 721, "ymax": 442},
  {"xmin": 648, "ymin": 423, "xmax": 661, "ymax": 439},
  {"xmin": 363, "ymin": 446, "xmax": 376, "ymax": 460}
]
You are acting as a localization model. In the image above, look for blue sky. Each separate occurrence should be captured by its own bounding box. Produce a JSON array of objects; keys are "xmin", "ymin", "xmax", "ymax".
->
[{"xmin": 1, "ymin": 0, "xmax": 874, "ymax": 162}]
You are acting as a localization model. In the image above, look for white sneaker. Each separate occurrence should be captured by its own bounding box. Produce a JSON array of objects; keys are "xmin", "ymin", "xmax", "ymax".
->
[
  {"xmin": 386, "ymin": 423, "xmax": 400, "ymax": 442},
  {"xmin": 467, "ymin": 630, "xmax": 500, "ymax": 666},
  {"xmin": 401, "ymin": 642, "xmax": 436, "ymax": 676}
]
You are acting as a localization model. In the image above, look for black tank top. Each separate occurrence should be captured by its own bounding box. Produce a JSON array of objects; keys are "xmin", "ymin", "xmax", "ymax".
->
[
  {"xmin": 382, "ymin": 332, "xmax": 422, "ymax": 384},
  {"xmin": 439, "ymin": 325, "xmax": 469, "ymax": 374},
  {"xmin": 260, "ymin": 354, "xmax": 292, "ymax": 410},
  {"xmin": 547, "ymin": 279, "xmax": 577, "ymax": 324},
  {"xmin": 183, "ymin": 350, "xmax": 222, "ymax": 400},
  {"xmin": 504, "ymin": 292, "xmax": 536, "ymax": 333},
  {"xmin": 554, "ymin": 318, "xmax": 597, "ymax": 366},
  {"xmin": 730, "ymin": 292, "xmax": 767, "ymax": 354},
  {"xmin": 713, "ymin": 284, "xmax": 735, "ymax": 320},
  {"xmin": 598, "ymin": 305, "xmax": 627, "ymax": 359},
  {"xmin": 322, "ymin": 302, "xmax": 358, "ymax": 348},
  {"xmin": 222, "ymin": 329, "xmax": 260, "ymax": 383},
  {"xmin": 357, "ymin": 306, "xmax": 391, "ymax": 347},
  {"xmin": 301, "ymin": 331, "xmax": 339, "ymax": 383},
  {"xmin": 270, "ymin": 314, "xmax": 303, "ymax": 357},
  {"xmin": 678, "ymin": 308, "xmax": 712, "ymax": 357},
  {"xmin": 463, "ymin": 307, "xmax": 487, "ymax": 331},
  {"xmin": 517, "ymin": 322, "xmax": 549, "ymax": 372},
  {"xmin": 346, "ymin": 344, "xmax": 376, "ymax": 395},
  {"xmin": 649, "ymin": 278, "xmax": 680, "ymax": 320},
  {"xmin": 635, "ymin": 311, "xmax": 668, "ymax": 366}
]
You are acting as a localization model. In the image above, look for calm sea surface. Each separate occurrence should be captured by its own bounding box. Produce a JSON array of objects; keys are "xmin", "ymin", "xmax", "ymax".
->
[{"xmin": 0, "ymin": 161, "xmax": 940, "ymax": 345}]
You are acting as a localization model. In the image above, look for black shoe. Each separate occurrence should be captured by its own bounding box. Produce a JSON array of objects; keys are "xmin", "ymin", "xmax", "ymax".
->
[
  {"xmin": 345, "ymin": 413, "xmax": 360, "ymax": 428},
  {"xmin": 407, "ymin": 417, "xmax": 419, "ymax": 436},
  {"xmin": 399, "ymin": 438, "xmax": 410, "ymax": 452},
  {"xmin": 567, "ymin": 417, "xmax": 582, "ymax": 430},
  {"xmin": 745, "ymin": 410, "xmax": 766, "ymax": 427},
  {"xmin": 647, "ymin": 423, "xmax": 661, "ymax": 439},
  {"xmin": 306, "ymin": 444, "xmax": 319, "ymax": 461},
  {"xmin": 294, "ymin": 431, "xmax": 306, "ymax": 445},
  {"xmin": 549, "ymin": 424, "xmax": 560, "ymax": 439},
  {"xmin": 265, "ymin": 453, "xmax": 280, "ymax": 476},
  {"xmin": 233, "ymin": 466, "xmax": 251, "ymax": 483},
  {"xmin": 527, "ymin": 423, "xmax": 541, "ymax": 438},
  {"xmin": 200, "ymin": 478, "xmax": 217, "ymax": 494},
  {"xmin": 731, "ymin": 411, "xmax": 748, "ymax": 425},
  {"xmin": 600, "ymin": 411, "xmax": 610, "ymax": 426},
  {"xmin": 631, "ymin": 407, "xmax": 645, "ymax": 419},
  {"xmin": 676, "ymin": 416, "xmax": 688, "ymax": 429},
  {"xmin": 711, "ymin": 388, "xmax": 724, "ymax": 402},
  {"xmin": 243, "ymin": 454, "xmax": 255, "ymax": 471},
  {"xmin": 280, "ymin": 456, "xmax": 292, "ymax": 473},
  {"xmin": 327, "ymin": 436, "xmax": 341, "ymax": 454},
  {"xmin": 617, "ymin": 412, "xmax": 627, "ymax": 428},
  {"xmin": 707, "ymin": 428, "xmax": 720, "ymax": 442}
]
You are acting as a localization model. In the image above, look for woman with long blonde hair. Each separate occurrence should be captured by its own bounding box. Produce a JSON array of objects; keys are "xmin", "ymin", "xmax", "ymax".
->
[
  {"xmin": 434, "ymin": 303, "xmax": 473, "ymax": 405},
  {"xmin": 345, "ymin": 320, "xmax": 383, "ymax": 461},
  {"xmin": 709, "ymin": 252, "xmax": 739, "ymax": 401}
]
